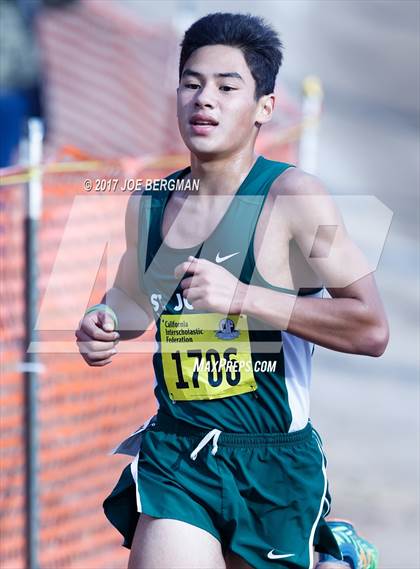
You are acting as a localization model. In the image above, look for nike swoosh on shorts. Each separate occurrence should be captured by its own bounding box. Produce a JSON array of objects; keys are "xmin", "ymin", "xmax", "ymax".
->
[{"xmin": 267, "ymin": 550, "xmax": 295, "ymax": 560}]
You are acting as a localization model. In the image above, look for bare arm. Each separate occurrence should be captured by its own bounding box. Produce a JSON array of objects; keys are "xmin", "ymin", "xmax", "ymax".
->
[
  {"xmin": 101, "ymin": 192, "xmax": 154, "ymax": 340},
  {"xmin": 240, "ymin": 169, "xmax": 389, "ymax": 356}
]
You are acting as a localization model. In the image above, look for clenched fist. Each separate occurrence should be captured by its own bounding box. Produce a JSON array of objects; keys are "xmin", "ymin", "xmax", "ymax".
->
[
  {"xmin": 76, "ymin": 309, "xmax": 120, "ymax": 367},
  {"xmin": 175, "ymin": 256, "xmax": 247, "ymax": 314}
]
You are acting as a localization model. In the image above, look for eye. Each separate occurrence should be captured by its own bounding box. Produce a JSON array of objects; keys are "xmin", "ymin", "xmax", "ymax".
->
[
  {"xmin": 184, "ymin": 83, "xmax": 200, "ymax": 90},
  {"xmin": 220, "ymin": 86, "xmax": 236, "ymax": 92}
]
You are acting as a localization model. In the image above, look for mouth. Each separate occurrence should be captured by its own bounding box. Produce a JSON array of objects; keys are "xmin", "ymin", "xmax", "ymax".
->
[{"xmin": 189, "ymin": 116, "xmax": 219, "ymax": 136}]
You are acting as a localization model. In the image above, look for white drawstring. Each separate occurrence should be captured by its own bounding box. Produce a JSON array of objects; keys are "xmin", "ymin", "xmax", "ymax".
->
[{"xmin": 190, "ymin": 429, "xmax": 222, "ymax": 461}]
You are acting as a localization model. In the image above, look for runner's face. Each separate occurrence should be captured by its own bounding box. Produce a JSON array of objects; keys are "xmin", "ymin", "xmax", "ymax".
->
[{"xmin": 177, "ymin": 45, "xmax": 260, "ymax": 158}]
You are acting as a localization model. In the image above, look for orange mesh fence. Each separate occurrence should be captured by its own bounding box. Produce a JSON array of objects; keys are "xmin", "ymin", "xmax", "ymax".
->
[{"xmin": 1, "ymin": 179, "xmax": 26, "ymax": 567}]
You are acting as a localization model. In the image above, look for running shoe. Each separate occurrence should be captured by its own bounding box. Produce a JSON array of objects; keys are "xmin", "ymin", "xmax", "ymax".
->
[{"xmin": 318, "ymin": 519, "xmax": 378, "ymax": 569}]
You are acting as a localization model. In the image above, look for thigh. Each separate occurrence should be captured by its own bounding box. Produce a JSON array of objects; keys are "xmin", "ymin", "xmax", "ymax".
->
[{"xmin": 127, "ymin": 514, "xmax": 226, "ymax": 569}]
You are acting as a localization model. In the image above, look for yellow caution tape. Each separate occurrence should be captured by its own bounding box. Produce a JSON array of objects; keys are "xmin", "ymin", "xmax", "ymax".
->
[{"xmin": 0, "ymin": 114, "xmax": 322, "ymax": 187}]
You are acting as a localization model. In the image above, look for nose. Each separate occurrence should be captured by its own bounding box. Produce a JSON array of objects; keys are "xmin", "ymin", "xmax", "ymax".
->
[{"xmin": 194, "ymin": 84, "xmax": 216, "ymax": 109}]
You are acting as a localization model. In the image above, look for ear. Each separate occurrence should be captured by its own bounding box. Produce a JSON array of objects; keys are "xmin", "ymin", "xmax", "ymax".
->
[{"xmin": 255, "ymin": 94, "xmax": 275, "ymax": 126}]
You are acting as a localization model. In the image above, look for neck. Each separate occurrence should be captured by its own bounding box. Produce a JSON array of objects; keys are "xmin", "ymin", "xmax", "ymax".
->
[{"xmin": 185, "ymin": 150, "xmax": 259, "ymax": 196}]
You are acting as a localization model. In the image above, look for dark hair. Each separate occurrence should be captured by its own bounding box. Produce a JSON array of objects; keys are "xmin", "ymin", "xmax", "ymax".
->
[{"xmin": 179, "ymin": 12, "xmax": 284, "ymax": 100}]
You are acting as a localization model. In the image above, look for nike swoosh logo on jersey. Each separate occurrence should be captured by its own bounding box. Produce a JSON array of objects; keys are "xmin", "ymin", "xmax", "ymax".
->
[
  {"xmin": 215, "ymin": 251, "xmax": 240, "ymax": 263},
  {"xmin": 267, "ymin": 550, "xmax": 295, "ymax": 560}
]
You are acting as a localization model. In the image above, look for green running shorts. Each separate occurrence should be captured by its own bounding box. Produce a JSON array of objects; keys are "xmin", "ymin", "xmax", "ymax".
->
[{"xmin": 103, "ymin": 412, "xmax": 341, "ymax": 568}]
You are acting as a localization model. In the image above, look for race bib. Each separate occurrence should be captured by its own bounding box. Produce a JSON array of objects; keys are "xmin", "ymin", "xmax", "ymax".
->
[{"xmin": 160, "ymin": 313, "xmax": 257, "ymax": 401}]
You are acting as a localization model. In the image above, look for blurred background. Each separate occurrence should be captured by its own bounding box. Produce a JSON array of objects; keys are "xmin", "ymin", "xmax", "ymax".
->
[{"xmin": 0, "ymin": 1, "xmax": 418, "ymax": 568}]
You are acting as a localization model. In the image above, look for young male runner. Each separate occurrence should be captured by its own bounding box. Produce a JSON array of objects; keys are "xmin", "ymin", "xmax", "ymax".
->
[{"xmin": 76, "ymin": 13, "xmax": 388, "ymax": 569}]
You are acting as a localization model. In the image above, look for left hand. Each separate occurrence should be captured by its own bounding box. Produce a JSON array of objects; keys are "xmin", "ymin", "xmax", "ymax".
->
[{"xmin": 174, "ymin": 256, "xmax": 247, "ymax": 313}]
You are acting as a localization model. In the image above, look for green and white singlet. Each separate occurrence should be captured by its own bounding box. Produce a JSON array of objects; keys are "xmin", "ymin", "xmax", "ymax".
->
[{"xmin": 137, "ymin": 155, "xmax": 323, "ymax": 434}]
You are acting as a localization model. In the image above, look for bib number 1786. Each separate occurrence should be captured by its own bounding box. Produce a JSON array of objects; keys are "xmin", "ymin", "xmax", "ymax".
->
[{"xmin": 171, "ymin": 347, "xmax": 241, "ymax": 389}]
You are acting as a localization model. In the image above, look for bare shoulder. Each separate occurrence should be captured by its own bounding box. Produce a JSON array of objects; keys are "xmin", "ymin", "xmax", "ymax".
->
[
  {"xmin": 270, "ymin": 166, "xmax": 328, "ymax": 197},
  {"xmin": 266, "ymin": 167, "xmax": 336, "ymax": 239}
]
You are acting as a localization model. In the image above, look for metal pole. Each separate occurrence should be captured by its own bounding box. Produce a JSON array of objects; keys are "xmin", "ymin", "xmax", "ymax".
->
[{"xmin": 24, "ymin": 117, "xmax": 44, "ymax": 569}]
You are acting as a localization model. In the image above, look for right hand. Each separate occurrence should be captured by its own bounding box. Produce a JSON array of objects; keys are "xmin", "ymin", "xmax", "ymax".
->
[{"xmin": 75, "ymin": 310, "xmax": 120, "ymax": 366}]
